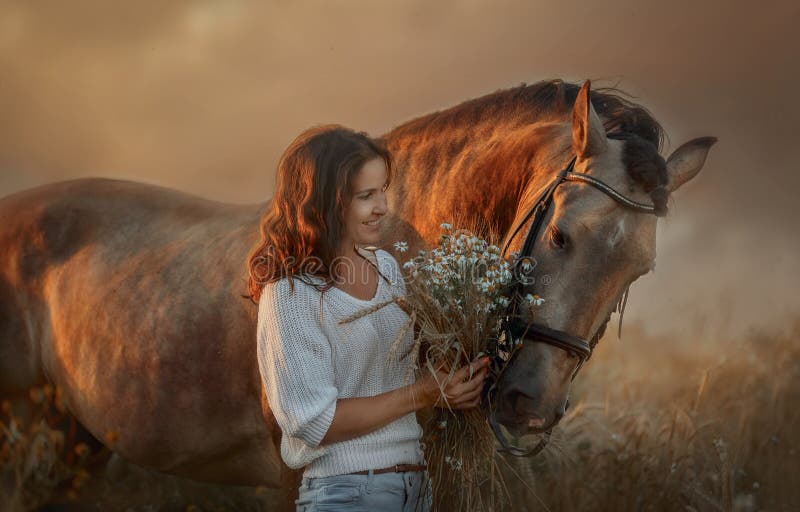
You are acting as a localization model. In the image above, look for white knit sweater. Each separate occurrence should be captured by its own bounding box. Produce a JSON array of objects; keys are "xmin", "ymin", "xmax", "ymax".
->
[{"xmin": 256, "ymin": 249, "xmax": 425, "ymax": 477}]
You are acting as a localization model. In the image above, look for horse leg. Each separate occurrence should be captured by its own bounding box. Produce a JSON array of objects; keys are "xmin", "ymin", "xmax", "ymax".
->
[{"xmin": 0, "ymin": 277, "xmax": 44, "ymax": 398}]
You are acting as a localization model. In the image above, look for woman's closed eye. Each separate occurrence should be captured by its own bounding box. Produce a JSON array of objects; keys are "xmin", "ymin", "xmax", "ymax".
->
[{"xmin": 360, "ymin": 185, "xmax": 388, "ymax": 200}]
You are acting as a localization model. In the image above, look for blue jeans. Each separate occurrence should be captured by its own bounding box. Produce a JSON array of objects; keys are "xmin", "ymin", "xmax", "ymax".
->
[{"xmin": 295, "ymin": 470, "xmax": 433, "ymax": 511}]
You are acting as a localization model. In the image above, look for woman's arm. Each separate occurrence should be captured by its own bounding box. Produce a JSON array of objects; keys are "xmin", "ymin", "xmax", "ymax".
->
[
  {"xmin": 258, "ymin": 280, "xmax": 340, "ymax": 448},
  {"xmin": 320, "ymin": 356, "xmax": 490, "ymax": 445}
]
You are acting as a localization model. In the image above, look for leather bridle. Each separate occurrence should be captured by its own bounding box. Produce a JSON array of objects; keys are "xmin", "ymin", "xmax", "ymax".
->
[{"xmin": 485, "ymin": 154, "xmax": 668, "ymax": 457}]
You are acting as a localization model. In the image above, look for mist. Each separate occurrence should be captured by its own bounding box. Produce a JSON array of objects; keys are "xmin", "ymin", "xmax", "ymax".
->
[{"xmin": 1, "ymin": 0, "xmax": 798, "ymax": 338}]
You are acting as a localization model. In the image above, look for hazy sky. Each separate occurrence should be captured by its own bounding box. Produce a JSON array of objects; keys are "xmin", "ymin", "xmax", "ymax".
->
[{"xmin": 1, "ymin": 0, "xmax": 798, "ymax": 339}]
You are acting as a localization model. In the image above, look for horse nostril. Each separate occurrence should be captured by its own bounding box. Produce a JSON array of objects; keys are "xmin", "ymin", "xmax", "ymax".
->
[
  {"xmin": 565, "ymin": 399, "xmax": 570, "ymax": 412},
  {"xmin": 527, "ymin": 416, "xmax": 546, "ymax": 429}
]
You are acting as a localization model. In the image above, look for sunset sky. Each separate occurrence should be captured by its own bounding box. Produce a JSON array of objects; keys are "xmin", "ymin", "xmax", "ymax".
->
[{"xmin": 1, "ymin": 0, "xmax": 798, "ymax": 339}]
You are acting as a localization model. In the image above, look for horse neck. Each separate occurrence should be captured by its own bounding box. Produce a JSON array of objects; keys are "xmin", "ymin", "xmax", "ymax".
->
[{"xmin": 384, "ymin": 119, "xmax": 572, "ymax": 241}]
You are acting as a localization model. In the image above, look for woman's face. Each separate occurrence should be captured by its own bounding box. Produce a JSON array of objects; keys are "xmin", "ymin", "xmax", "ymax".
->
[{"xmin": 339, "ymin": 157, "xmax": 389, "ymax": 254}]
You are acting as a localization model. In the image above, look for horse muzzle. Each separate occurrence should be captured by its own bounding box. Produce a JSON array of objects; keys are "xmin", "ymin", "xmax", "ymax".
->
[{"xmin": 494, "ymin": 386, "xmax": 568, "ymax": 436}]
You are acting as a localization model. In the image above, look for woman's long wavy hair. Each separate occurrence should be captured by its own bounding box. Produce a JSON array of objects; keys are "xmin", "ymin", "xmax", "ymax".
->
[{"xmin": 246, "ymin": 124, "xmax": 393, "ymax": 303}]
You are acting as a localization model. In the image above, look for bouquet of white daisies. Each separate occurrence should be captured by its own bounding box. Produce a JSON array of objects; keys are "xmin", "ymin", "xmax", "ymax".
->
[{"xmin": 391, "ymin": 223, "xmax": 544, "ymax": 511}]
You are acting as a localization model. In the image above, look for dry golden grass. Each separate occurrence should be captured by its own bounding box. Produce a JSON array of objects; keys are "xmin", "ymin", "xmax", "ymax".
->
[
  {"xmin": 0, "ymin": 384, "xmax": 104, "ymax": 510},
  {"xmin": 502, "ymin": 320, "xmax": 800, "ymax": 512},
  {"xmin": 2, "ymin": 320, "xmax": 798, "ymax": 510},
  {"xmin": 0, "ymin": 387, "xmax": 272, "ymax": 511}
]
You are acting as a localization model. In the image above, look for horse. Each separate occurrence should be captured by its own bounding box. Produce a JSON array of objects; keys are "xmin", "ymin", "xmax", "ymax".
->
[
  {"xmin": 0, "ymin": 79, "xmax": 714, "ymax": 507},
  {"xmin": 383, "ymin": 80, "xmax": 714, "ymax": 446}
]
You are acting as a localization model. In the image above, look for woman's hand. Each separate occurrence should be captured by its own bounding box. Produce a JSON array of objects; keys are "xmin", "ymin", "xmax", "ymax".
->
[
  {"xmin": 417, "ymin": 356, "xmax": 490, "ymax": 410},
  {"xmin": 320, "ymin": 356, "xmax": 490, "ymax": 445}
]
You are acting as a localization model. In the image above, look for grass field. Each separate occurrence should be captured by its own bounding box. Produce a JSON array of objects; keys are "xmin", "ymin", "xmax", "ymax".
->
[
  {"xmin": 504, "ymin": 320, "xmax": 800, "ymax": 512},
  {"xmin": 2, "ymin": 320, "xmax": 798, "ymax": 511}
]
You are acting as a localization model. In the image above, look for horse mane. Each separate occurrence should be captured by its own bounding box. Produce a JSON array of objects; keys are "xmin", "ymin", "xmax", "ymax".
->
[
  {"xmin": 387, "ymin": 78, "xmax": 669, "ymax": 209},
  {"xmin": 390, "ymin": 79, "xmax": 664, "ymax": 149}
]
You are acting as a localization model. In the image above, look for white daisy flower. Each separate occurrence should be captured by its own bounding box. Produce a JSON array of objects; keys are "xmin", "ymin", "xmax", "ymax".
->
[
  {"xmin": 525, "ymin": 293, "xmax": 545, "ymax": 306},
  {"xmin": 393, "ymin": 241, "xmax": 409, "ymax": 253}
]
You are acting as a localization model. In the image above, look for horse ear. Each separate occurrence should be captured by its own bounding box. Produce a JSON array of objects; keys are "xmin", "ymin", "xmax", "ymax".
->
[
  {"xmin": 572, "ymin": 80, "xmax": 608, "ymax": 158},
  {"xmin": 665, "ymin": 137, "xmax": 717, "ymax": 192}
]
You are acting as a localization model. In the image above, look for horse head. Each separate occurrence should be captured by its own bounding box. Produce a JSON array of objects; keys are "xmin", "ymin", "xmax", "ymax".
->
[{"xmin": 490, "ymin": 81, "xmax": 715, "ymax": 446}]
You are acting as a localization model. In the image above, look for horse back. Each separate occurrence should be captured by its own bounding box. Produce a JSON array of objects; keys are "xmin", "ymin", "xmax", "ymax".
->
[{"xmin": 0, "ymin": 177, "xmax": 265, "ymax": 393}]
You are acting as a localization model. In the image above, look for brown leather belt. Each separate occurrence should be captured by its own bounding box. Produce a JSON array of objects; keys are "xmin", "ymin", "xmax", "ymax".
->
[{"xmin": 348, "ymin": 464, "xmax": 427, "ymax": 476}]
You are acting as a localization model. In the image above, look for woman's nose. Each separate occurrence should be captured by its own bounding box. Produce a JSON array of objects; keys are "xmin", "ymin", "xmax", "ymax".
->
[{"xmin": 374, "ymin": 195, "xmax": 388, "ymax": 214}]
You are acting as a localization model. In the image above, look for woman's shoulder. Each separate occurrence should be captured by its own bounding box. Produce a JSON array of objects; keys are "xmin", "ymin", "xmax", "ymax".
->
[
  {"xmin": 375, "ymin": 248, "xmax": 399, "ymax": 272},
  {"xmin": 259, "ymin": 275, "xmax": 325, "ymax": 309},
  {"xmin": 375, "ymin": 249, "xmax": 408, "ymax": 289},
  {"xmin": 376, "ymin": 248, "xmax": 401, "ymax": 265}
]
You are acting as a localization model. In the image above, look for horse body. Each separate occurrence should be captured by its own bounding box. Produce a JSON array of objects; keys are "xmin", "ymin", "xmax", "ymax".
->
[
  {"xmin": 0, "ymin": 179, "xmax": 287, "ymax": 485},
  {"xmin": 0, "ymin": 80, "xmax": 714, "ymax": 497}
]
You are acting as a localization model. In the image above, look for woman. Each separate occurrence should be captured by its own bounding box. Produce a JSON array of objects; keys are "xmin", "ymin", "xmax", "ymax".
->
[{"xmin": 247, "ymin": 125, "xmax": 488, "ymax": 511}]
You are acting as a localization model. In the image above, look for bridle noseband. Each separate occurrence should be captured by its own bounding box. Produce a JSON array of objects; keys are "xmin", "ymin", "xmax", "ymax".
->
[{"xmin": 485, "ymin": 155, "xmax": 667, "ymax": 457}]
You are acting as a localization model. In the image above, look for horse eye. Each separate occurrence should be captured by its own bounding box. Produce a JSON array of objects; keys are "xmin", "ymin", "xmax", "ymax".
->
[{"xmin": 549, "ymin": 225, "xmax": 567, "ymax": 249}]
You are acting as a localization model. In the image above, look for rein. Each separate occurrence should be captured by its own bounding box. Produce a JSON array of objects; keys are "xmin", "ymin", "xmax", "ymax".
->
[{"xmin": 485, "ymin": 155, "xmax": 668, "ymax": 457}]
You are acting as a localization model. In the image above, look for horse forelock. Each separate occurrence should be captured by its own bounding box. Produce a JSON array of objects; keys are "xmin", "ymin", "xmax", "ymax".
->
[{"xmin": 608, "ymin": 132, "xmax": 670, "ymax": 215}]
